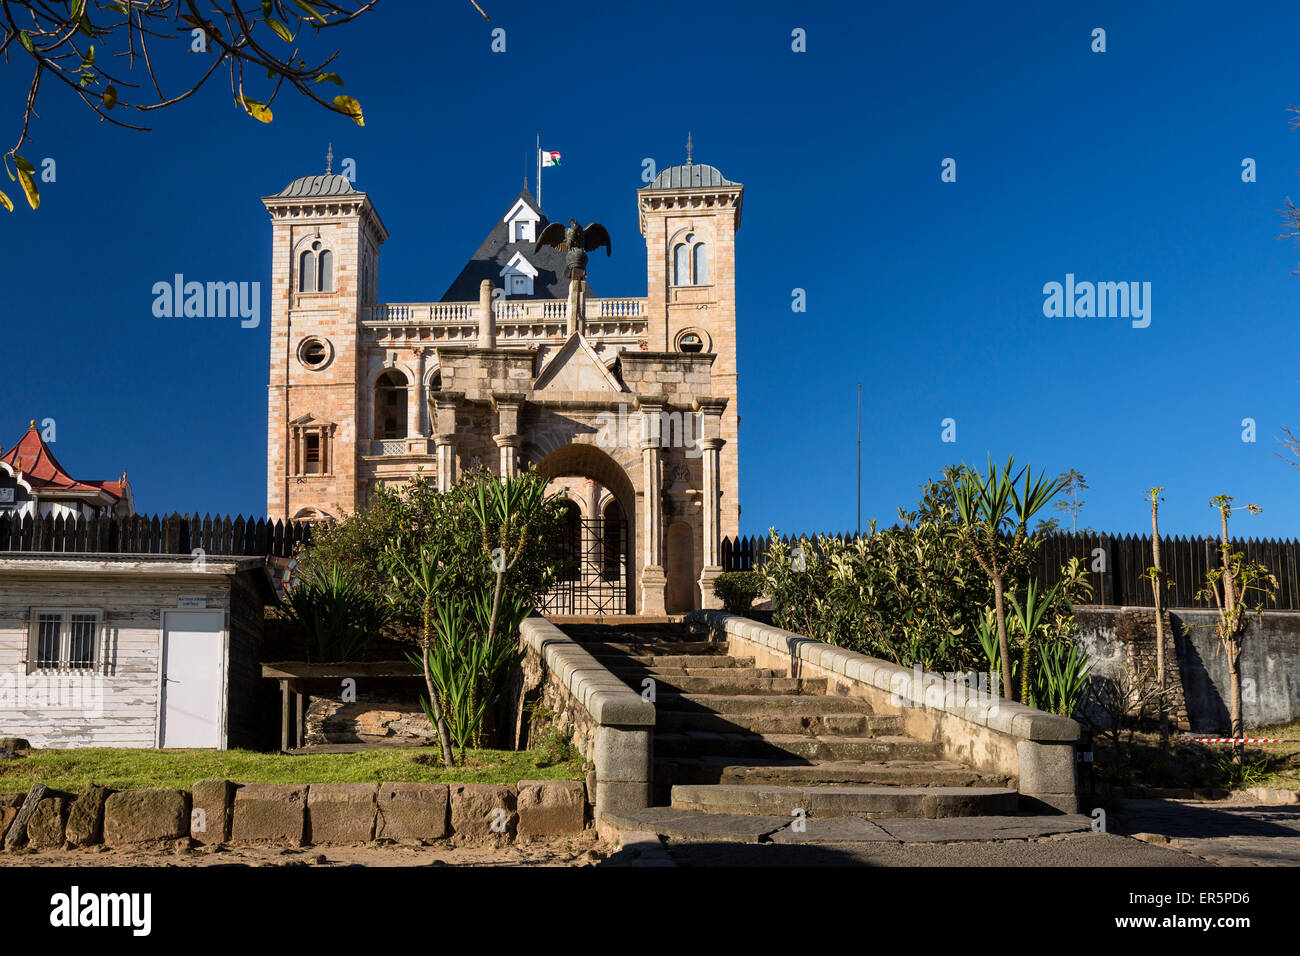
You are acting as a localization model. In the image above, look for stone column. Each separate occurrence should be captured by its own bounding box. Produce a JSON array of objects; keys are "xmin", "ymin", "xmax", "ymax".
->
[
  {"xmin": 479, "ymin": 278, "xmax": 496, "ymax": 348},
  {"xmin": 494, "ymin": 434, "xmax": 521, "ymax": 480},
  {"xmin": 491, "ymin": 393, "xmax": 524, "ymax": 481},
  {"xmin": 432, "ymin": 392, "xmax": 461, "ymax": 492},
  {"xmin": 694, "ymin": 398, "xmax": 729, "ymax": 609},
  {"xmin": 697, "ymin": 436, "xmax": 727, "ymax": 609},
  {"xmin": 406, "ymin": 354, "xmax": 422, "ymax": 446},
  {"xmin": 638, "ymin": 398, "xmax": 667, "ymax": 615}
]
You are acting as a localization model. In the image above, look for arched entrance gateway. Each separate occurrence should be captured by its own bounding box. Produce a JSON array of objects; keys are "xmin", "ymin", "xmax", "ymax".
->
[{"xmin": 534, "ymin": 443, "xmax": 636, "ymax": 614}]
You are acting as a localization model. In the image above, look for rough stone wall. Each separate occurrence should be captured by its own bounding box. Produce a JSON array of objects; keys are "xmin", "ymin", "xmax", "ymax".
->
[{"xmin": 1073, "ymin": 605, "xmax": 1300, "ymax": 730}]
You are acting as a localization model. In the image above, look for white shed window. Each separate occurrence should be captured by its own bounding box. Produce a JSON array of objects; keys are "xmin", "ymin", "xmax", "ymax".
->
[{"xmin": 28, "ymin": 608, "xmax": 101, "ymax": 673}]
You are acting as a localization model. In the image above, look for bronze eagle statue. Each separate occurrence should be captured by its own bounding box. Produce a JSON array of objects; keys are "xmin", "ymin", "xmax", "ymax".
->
[{"xmin": 534, "ymin": 218, "xmax": 612, "ymax": 279}]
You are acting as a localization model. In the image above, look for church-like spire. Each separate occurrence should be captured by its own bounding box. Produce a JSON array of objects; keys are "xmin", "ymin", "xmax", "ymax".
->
[
  {"xmin": 325, "ymin": 142, "xmax": 334, "ymax": 175},
  {"xmin": 686, "ymin": 131, "xmax": 693, "ymax": 166}
]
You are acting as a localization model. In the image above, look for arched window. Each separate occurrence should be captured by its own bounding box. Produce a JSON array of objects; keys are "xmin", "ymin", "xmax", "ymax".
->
[
  {"xmin": 317, "ymin": 249, "xmax": 333, "ymax": 292},
  {"xmin": 671, "ymin": 233, "xmax": 709, "ymax": 286},
  {"xmin": 374, "ymin": 370, "xmax": 408, "ymax": 440},
  {"xmin": 298, "ymin": 250, "xmax": 315, "ymax": 292}
]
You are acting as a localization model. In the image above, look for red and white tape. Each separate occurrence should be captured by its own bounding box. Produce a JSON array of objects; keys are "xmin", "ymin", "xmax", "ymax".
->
[{"xmin": 1188, "ymin": 737, "xmax": 1298, "ymax": 744}]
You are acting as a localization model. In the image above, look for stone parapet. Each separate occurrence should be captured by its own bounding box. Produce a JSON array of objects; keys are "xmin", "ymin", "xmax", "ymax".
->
[{"xmin": 687, "ymin": 610, "xmax": 1082, "ymax": 813}]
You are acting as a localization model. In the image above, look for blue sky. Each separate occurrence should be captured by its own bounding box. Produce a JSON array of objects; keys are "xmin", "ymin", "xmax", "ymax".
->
[{"xmin": 1, "ymin": 1, "xmax": 1299, "ymax": 540}]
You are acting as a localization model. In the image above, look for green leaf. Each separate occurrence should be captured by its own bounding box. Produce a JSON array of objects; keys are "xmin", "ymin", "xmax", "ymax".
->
[
  {"xmin": 292, "ymin": 0, "xmax": 328, "ymax": 24},
  {"xmin": 106, "ymin": 2, "xmax": 129, "ymax": 13},
  {"xmin": 262, "ymin": 0, "xmax": 273, "ymax": 15},
  {"xmin": 78, "ymin": 11, "xmax": 93, "ymax": 36},
  {"xmin": 239, "ymin": 96, "xmax": 274, "ymax": 123},
  {"xmin": 103, "ymin": 84, "xmax": 117, "ymax": 110},
  {"xmin": 267, "ymin": 17, "xmax": 293, "ymax": 42},
  {"xmin": 81, "ymin": 44, "xmax": 95, "ymax": 68},
  {"xmin": 0, "ymin": 189, "xmax": 12, "ymax": 213},
  {"xmin": 333, "ymin": 94, "xmax": 364, "ymax": 126},
  {"xmin": 13, "ymin": 155, "xmax": 35, "ymax": 174},
  {"xmin": 314, "ymin": 72, "xmax": 344, "ymax": 86},
  {"xmin": 18, "ymin": 31, "xmax": 34, "ymax": 54},
  {"xmin": 17, "ymin": 165, "xmax": 39, "ymax": 210}
]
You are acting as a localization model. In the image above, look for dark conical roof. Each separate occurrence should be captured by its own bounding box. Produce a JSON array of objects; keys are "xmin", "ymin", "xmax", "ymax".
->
[{"xmin": 440, "ymin": 186, "xmax": 583, "ymax": 302}]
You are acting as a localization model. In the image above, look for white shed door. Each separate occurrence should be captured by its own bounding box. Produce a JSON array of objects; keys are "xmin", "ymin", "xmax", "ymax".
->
[{"xmin": 160, "ymin": 611, "xmax": 225, "ymax": 748}]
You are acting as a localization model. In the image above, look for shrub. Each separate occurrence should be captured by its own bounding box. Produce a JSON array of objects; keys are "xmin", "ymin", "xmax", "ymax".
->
[
  {"xmin": 296, "ymin": 467, "xmax": 567, "ymax": 637},
  {"xmin": 280, "ymin": 561, "xmax": 392, "ymax": 662},
  {"xmin": 713, "ymin": 571, "xmax": 764, "ymax": 614}
]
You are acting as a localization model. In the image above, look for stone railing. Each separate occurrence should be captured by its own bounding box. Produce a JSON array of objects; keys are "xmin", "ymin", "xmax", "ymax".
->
[
  {"xmin": 362, "ymin": 298, "xmax": 649, "ymax": 346},
  {"xmin": 686, "ymin": 610, "xmax": 1082, "ymax": 812},
  {"xmin": 518, "ymin": 616, "xmax": 654, "ymax": 828}
]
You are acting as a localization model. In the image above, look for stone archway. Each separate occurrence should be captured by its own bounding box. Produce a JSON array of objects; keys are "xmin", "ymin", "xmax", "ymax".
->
[{"xmin": 534, "ymin": 443, "xmax": 637, "ymax": 614}]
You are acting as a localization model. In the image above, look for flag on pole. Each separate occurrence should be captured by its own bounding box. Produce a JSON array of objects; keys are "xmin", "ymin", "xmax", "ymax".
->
[{"xmin": 540, "ymin": 150, "xmax": 562, "ymax": 167}]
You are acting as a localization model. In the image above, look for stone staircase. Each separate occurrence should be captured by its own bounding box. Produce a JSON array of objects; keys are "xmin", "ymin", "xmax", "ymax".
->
[{"xmin": 563, "ymin": 621, "xmax": 1032, "ymax": 842}]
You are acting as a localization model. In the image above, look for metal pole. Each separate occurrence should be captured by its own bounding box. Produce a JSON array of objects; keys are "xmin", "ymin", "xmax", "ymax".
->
[
  {"xmin": 536, "ymin": 133, "xmax": 542, "ymax": 208},
  {"xmin": 856, "ymin": 383, "xmax": 861, "ymax": 537}
]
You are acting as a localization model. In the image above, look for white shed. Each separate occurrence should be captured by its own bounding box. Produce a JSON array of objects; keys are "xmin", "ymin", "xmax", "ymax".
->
[{"xmin": 0, "ymin": 554, "xmax": 274, "ymax": 749}]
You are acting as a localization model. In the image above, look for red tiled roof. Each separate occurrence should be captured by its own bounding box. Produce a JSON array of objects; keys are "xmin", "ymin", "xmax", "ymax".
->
[{"xmin": 1, "ymin": 423, "xmax": 123, "ymax": 500}]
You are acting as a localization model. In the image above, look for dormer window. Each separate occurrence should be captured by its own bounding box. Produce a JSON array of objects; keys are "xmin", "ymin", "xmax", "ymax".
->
[
  {"xmin": 503, "ymin": 198, "xmax": 540, "ymax": 245},
  {"xmin": 500, "ymin": 251, "xmax": 539, "ymax": 297}
]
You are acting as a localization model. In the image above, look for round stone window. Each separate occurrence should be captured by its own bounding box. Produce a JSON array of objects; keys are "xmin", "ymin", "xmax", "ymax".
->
[
  {"xmin": 676, "ymin": 330, "xmax": 707, "ymax": 353},
  {"xmin": 298, "ymin": 336, "xmax": 332, "ymax": 369}
]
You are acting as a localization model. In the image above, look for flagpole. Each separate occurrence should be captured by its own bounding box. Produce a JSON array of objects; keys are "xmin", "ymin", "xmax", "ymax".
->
[{"xmin": 536, "ymin": 133, "xmax": 542, "ymax": 209}]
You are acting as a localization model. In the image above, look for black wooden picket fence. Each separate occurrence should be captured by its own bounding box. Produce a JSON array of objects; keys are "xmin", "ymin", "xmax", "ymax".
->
[
  {"xmin": 722, "ymin": 531, "xmax": 1300, "ymax": 611},
  {"xmin": 0, "ymin": 511, "xmax": 313, "ymax": 559}
]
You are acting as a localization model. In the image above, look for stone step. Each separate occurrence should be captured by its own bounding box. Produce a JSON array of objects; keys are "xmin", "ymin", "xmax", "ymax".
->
[
  {"xmin": 654, "ymin": 710, "xmax": 902, "ymax": 736},
  {"xmin": 670, "ymin": 783, "xmax": 1020, "ymax": 819},
  {"xmin": 602, "ymin": 806, "xmax": 1088, "ymax": 845},
  {"xmin": 594, "ymin": 654, "xmax": 755, "ymax": 669},
  {"xmin": 653, "ymin": 693, "xmax": 874, "ymax": 715},
  {"xmin": 654, "ymin": 732, "xmax": 941, "ymax": 762},
  {"xmin": 634, "ymin": 675, "xmax": 825, "ymax": 695},
  {"xmin": 655, "ymin": 756, "xmax": 1011, "ymax": 791},
  {"xmin": 611, "ymin": 666, "xmax": 781, "ymax": 680},
  {"xmin": 579, "ymin": 640, "xmax": 727, "ymax": 657}
]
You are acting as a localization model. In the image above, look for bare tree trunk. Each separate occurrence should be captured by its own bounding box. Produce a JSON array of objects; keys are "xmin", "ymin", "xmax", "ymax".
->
[
  {"xmin": 1228, "ymin": 645, "xmax": 1244, "ymax": 765},
  {"xmin": 1151, "ymin": 498, "xmax": 1169, "ymax": 749}
]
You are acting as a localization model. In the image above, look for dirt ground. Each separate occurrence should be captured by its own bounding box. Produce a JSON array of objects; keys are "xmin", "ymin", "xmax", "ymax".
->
[{"xmin": 0, "ymin": 833, "xmax": 612, "ymax": 867}]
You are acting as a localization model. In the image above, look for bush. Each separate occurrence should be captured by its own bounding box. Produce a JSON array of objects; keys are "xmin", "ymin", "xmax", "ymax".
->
[
  {"xmin": 759, "ymin": 466, "xmax": 1086, "ymax": 675},
  {"xmin": 280, "ymin": 561, "xmax": 392, "ymax": 662},
  {"xmin": 295, "ymin": 467, "xmax": 567, "ymax": 636},
  {"xmin": 713, "ymin": 571, "xmax": 764, "ymax": 614}
]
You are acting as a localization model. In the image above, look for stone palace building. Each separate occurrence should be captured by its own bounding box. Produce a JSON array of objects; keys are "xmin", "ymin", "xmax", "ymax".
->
[{"xmin": 262, "ymin": 157, "xmax": 743, "ymax": 614}]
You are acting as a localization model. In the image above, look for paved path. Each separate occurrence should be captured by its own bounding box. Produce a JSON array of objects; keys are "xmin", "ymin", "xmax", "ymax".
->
[{"xmin": 1116, "ymin": 798, "xmax": 1300, "ymax": 866}]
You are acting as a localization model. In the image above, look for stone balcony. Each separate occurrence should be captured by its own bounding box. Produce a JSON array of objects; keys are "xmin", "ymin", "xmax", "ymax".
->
[{"xmin": 361, "ymin": 298, "xmax": 648, "ymax": 347}]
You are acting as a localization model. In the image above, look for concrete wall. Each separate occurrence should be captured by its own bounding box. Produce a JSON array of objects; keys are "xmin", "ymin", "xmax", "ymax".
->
[{"xmin": 1073, "ymin": 605, "xmax": 1300, "ymax": 731}]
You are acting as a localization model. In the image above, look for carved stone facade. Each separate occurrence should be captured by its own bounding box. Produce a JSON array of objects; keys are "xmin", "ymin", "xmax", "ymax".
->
[{"xmin": 263, "ymin": 161, "xmax": 743, "ymax": 613}]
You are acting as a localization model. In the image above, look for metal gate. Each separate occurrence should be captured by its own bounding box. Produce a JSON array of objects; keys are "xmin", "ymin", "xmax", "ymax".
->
[{"xmin": 538, "ymin": 517, "xmax": 629, "ymax": 615}]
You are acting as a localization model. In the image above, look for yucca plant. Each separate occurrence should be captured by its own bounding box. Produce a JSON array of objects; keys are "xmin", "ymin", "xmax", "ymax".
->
[
  {"xmin": 386, "ymin": 539, "xmax": 456, "ymax": 767},
  {"xmin": 1007, "ymin": 577, "xmax": 1064, "ymax": 708},
  {"xmin": 951, "ymin": 456, "xmax": 1064, "ymax": 703},
  {"xmin": 1034, "ymin": 641, "xmax": 1092, "ymax": 717},
  {"xmin": 281, "ymin": 561, "xmax": 391, "ymax": 663}
]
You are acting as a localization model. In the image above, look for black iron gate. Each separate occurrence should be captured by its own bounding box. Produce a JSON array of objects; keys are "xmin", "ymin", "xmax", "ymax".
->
[{"xmin": 538, "ymin": 517, "xmax": 629, "ymax": 615}]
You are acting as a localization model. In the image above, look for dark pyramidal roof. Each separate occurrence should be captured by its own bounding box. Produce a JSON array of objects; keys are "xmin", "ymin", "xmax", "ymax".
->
[{"xmin": 440, "ymin": 186, "xmax": 581, "ymax": 302}]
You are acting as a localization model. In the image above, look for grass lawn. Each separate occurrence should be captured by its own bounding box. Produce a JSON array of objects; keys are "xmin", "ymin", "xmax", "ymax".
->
[{"xmin": 0, "ymin": 746, "xmax": 585, "ymax": 794}]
